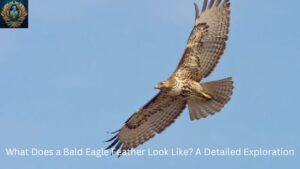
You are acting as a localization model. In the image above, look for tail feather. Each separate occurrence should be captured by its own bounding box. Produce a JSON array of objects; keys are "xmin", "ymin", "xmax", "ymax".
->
[{"xmin": 187, "ymin": 77, "xmax": 233, "ymax": 120}]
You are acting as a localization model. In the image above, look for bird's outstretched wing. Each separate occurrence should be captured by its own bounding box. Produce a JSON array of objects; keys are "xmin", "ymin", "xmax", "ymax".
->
[
  {"xmin": 173, "ymin": 0, "xmax": 230, "ymax": 81},
  {"xmin": 106, "ymin": 92, "xmax": 186, "ymax": 154}
]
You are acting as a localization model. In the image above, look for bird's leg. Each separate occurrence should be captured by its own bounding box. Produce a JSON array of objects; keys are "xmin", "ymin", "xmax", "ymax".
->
[{"xmin": 189, "ymin": 80, "xmax": 212, "ymax": 100}]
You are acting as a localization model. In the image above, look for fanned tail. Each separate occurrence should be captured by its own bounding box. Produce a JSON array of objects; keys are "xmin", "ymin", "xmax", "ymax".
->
[{"xmin": 187, "ymin": 77, "xmax": 233, "ymax": 120}]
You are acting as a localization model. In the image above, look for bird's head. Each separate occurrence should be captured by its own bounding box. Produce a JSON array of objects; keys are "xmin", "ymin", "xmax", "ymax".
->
[{"xmin": 155, "ymin": 80, "xmax": 172, "ymax": 91}]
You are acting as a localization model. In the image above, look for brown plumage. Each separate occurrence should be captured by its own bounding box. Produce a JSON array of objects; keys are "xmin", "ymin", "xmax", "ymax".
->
[{"xmin": 106, "ymin": 0, "xmax": 233, "ymax": 156}]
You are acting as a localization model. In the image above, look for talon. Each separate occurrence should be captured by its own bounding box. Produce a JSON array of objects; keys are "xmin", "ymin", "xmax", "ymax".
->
[{"xmin": 201, "ymin": 92, "xmax": 213, "ymax": 100}]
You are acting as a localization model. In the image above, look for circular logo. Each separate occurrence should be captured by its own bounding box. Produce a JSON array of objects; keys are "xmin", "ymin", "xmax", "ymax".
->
[{"xmin": 1, "ymin": 1, "xmax": 27, "ymax": 28}]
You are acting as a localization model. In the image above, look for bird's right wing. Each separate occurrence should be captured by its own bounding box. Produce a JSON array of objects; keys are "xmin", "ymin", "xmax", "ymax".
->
[{"xmin": 172, "ymin": 0, "xmax": 230, "ymax": 81}]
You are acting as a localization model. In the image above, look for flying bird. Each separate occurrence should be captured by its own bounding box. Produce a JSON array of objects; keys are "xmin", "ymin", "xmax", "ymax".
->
[{"xmin": 106, "ymin": 0, "xmax": 233, "ymax": 154}]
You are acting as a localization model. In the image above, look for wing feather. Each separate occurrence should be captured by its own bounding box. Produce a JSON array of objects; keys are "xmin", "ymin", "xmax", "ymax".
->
[
  {"xmin": 106, "ymin": 92, "xmax": 186, "ymax": 154},
  {"xmin": 173, "ymin": 0, "xmax": 230, "ymax": 81},
  {"xmin": 201, "ymin": 0, "xmax": 208, "ymax": 13},
  {"xmin": 208, "ymin": 0, "xmax": 215, "ymax": 9}
]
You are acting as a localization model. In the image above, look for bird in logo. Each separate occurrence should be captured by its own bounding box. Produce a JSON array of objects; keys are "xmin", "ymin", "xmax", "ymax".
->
[
  {"xmin": 9, "ymin": 4, "xmax": 19, "ymax": 20},
  {"xmin": 106, "ymin": 0, "xmax": 233, "ymax": 155}
]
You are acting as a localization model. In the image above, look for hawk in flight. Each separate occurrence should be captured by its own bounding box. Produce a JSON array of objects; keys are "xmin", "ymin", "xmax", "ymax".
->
[{"xmin": 106, "ymin": 0, "xmax": 233, "ymax": 154}]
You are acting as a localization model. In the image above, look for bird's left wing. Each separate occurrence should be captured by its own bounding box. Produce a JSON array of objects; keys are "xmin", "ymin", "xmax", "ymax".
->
[
  {"xmin": 106, "ymin": 92, "xmax": 186, "ymax": 154},
  {"xmin": 172, "ymin": 0, "xmax": 230, "ymax": 81}
]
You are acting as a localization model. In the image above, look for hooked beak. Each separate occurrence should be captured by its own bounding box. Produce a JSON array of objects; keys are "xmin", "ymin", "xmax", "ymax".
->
[
  {"xmin": 154, "ymin": 84, "xmax": 160, "ymax": 89},
  {"xmin": 155, "ymin": 83, "xmax": 162, "ymax": 89}
]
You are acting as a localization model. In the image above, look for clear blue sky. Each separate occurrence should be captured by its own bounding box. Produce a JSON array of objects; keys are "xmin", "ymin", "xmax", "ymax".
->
[{"xmin": 0, "ymin": 0, "xmax": 299, "ymax": 168}]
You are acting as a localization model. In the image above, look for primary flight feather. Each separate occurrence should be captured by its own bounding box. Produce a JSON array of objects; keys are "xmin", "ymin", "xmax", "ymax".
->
[{"xmin": 106, "ymin": 0, "xmax": 233, "ymax": 154}]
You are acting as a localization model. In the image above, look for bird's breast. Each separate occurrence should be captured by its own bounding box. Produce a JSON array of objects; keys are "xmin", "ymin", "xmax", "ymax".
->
[{"xmin": 167, "ymin": 77, "xmax": 191, "ymax": 97}]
